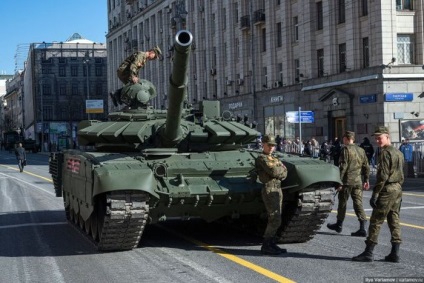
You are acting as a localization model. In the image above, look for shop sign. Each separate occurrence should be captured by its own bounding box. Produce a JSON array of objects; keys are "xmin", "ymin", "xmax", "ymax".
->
[
  {"xmin": 86, "ymin": 100, "xmax": 104, "ymax": 113},
  {"xmin": 228, "ymin": 101, "xmax": 243, "ymax": 110},
  {"xmin": 270, "ymin": 96, "xmax": 284, "ymax": 103}
]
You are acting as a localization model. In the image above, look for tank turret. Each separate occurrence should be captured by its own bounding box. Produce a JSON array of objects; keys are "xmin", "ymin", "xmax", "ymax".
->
[{"xmin": 162, "ymin": 30, "xmax": 193, "ymax": 146}]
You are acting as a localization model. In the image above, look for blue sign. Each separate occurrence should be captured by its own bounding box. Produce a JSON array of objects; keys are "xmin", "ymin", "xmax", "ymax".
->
[
  {"xmin": 286, "ymin": 111, "xmax": 315, "ymax": 123},
  {"xmin": 385, "ymin": 93, "xmax": 413, "ymax": 102},
  {"xmin": 359, "ymin": 94, "xmax": 377, "ymax": 104}
]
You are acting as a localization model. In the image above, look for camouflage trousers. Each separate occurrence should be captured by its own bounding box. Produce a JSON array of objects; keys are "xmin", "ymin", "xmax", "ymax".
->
[
  {"xmin": 261, "ymin": 182, "xmax": 283, "ymax": 238},
  {"xmin": 366, "ymin": 183, "xmax": 402, "ymax": 245},
  {"xmin": 337, "ymin": 184, "xmax": 367, "ymax": 222}
]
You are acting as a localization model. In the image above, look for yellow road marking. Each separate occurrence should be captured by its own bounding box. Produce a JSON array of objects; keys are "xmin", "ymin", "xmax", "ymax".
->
[
  {"xmin": 332, "ymin": 210, "xmax": 424, "ymax": 230},
  {"xmin": 0, "ymin": 164, "xmax": 53, "ymax": 183},
  {"xmin": 158, "ymin": 224, "xmax": 296, "ymax": 283},
  {"xmin": 403, "ymin": 192, "xmax": 424, "ymax": 197}
]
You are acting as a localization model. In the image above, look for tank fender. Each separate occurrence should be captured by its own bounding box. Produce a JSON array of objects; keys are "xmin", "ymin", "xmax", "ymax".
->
[
  {"xmin": 282, "ymin": 161, "xmax": 341, "ymax": 192},
  {"xmin": 92, "ymin": 166, "xmax": 159, "ymax": 199}
]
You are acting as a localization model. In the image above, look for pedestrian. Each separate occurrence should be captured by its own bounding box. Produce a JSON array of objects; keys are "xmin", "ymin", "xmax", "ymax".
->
[
  {"xmin": 331, "ymin": 137, "xmax": 342, "ymax": 166},
  {"xmin": 15, "ymin": 143, "xmax": 27, "ymax": 173},
  {"xmin": 255, "ymin": 134, "xmax": 288, "ymax": 255},
  {"xmin": 327, "ymin": 131, "xmax": 370, "ymax": 237},
  {"xmin": 360, "ymin": 137, "xmax": 374, "ymax": 164},
  {"xmin": 110, "ymin": 46, "xmax": 162, "ymax": 107},
  {"xmin": 399, "ymin": 138, "xmax": 414, "ymax": 178},
  {"xmin": 353, "ymin": 126, "xmax": 404, "ymax": 262},
  {"xmin": 320, "ymin": 140, "xmax": 331, "ymax": 162}
]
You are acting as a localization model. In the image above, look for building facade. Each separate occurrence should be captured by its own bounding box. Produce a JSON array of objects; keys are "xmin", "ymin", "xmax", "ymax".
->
[
  {"xmin": 0, "ymin": 74, "xmax": 15, "ymax": 138},
  {"xmin": 107, "ymin": 0, "xmax": 424, "ymax": 143},
  {"xmin": 20, "ymin": 34, "xmax": 108, "ymax": 150}
]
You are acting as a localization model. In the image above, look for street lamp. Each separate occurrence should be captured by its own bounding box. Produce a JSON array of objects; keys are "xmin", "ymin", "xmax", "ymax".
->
[{"xmin": 83, "ymin": 58, "xmax": 91, "ymax": 120}]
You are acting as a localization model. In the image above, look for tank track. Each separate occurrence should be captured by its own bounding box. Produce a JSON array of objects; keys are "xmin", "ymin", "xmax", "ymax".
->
[
  {"xmin": 277, "ymin": 185, "xmax": 335, "ymax": 243},
  {"xmin": 68, "ymin": 191, "xmax": 149, "ymax": 251},
  {"xmin": 97, "ymin": 192, "xmax": 150, "ymax": 251}
]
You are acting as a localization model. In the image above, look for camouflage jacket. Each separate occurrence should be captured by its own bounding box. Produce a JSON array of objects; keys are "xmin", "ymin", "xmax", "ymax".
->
[
  {"xmin": 117, "ymin": 51, "xmax": 149, "ymax": 82},
  {"xmin": 339, "ymin": 144, "xmax": 370, "ymax": 185},
  {"xmin": 255, "ymin": 153, "xmax": 287, "ymax": 185},
  {"xmin": 374, "ymin": 145, "xmax": 404, "ymax": 195}
]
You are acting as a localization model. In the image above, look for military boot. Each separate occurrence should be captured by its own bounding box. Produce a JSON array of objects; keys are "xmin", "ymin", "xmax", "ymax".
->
[
  {"xmin": 327, "ymin": 220, "xmax": 343, "ymax": 233},
  {"xmin": 351, "ymin": 220, "xmax": 367, "ymax": 237},
  {"xmin": 384, "ymin": 243, "xmax": 400, "ymax": 263},
  {"xmin": 271, "ymin": 237, "xmax": 287, "ymax": 254},
  {"xmin": 352, "ymin": 243, "xmax": 375, "ymax": 262},
  {"xmin": 261, "ymin": 238, "xmax": 282, "ymax": 255}
]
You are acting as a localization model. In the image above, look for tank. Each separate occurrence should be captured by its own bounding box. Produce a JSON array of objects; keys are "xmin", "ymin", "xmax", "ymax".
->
[{"xmin": 49, "ymin": 30, "xmax": 341, "ymax": 251}]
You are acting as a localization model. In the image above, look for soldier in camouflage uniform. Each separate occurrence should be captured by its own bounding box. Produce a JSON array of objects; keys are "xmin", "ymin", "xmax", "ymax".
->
[
  {"xmin": 327, "ymin": 131, "xmax": 370, "ymax": 237},
  {"xmin": 255, "ymin": 134, "xmax": 288, "ymax": 255},
  {"xmin": 110, "ymin": 46, "xmax": 162, "ymax": 107},
  {"xmin": 353, "ymin": 126, "xmax": 404, "ymax": 262}
]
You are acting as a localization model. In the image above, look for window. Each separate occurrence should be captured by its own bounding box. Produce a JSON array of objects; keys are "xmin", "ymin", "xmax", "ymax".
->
[
  {"xmin": 397, "ymin": 35, "xmax": 413, "ymax": 64},
  {"xmin": 71, "ymin": 65, "xmax": 78, "ymax": 77},
  {"xmin": 317, "ymin": 2, "xmax": 323, "ymax": 30},
  {"xmin": 276, "ymin": 22, "xmax": 282, "ymax": 47},
  {"xmin": 338, "ymin": 0, "xmax": 345, "ymax": 24},
  {"xmin": 95, "ymin": 66, "xmax": 103, "ymax": 76},
  {"xmin": 59, "ymin": 57, "xmax": 67, "ymax": 64},
  {"xmin": 41, "ymin": 67, "xmax": 51, "ymax": 74},
  {"xmin": 44, "ymin": 106, "xmax": 53, "ymax": 120},
  {"xmin": 42, "ymin": 83, "xmax": 52, "ymax": 95},
  {"xmin": 262, "ymin": 67, "xmax": 268, "ymax": 88},
  {"xmin": 59, "ymin": 83, "xmax": 67, "ymax": 96},
  {"xmin": 396, "ymin": 0, "xmax": 413, "ymax": 10},
  {"xmin": 261, "ymin": 28, "xmax": 266, "ymax": 52},
  {"xmin": 361, "ymin": 0, "xmax": 368, "ymax": 16},
  {"xmin": 293, "ymin": 16, "xmax": 299, "ymax": 42},
  {"xmin": 362, "ymin": 37, "xmax": 369, "ymax": 68},
  {"xmin": 276, "ymin": 0, "xmax": 281, "ymax": 5},
  {"xmin": 277, "ymin": 63, "xmax": 283, "ymax": 86},
  {"xmin": 317, "ymin": 49, "xmax": 324, "ymax": 77},
  {"xmin": 294, "ymin": 59, "xmax": 300, "ymax": 82},
  {"xmin": 59, "ymin": 66, "xmax": 66, "ymax": 77},
  {"xmin": 339, "ymin": 43, "xmax": 346, "ymax": 72},
  {"xmin": 95, "ymin": 58, "xmax": 103, "ymax": 64},
  {"xmin": 72, "ymin": 83, "xmax": 79, "ymax": 95}
]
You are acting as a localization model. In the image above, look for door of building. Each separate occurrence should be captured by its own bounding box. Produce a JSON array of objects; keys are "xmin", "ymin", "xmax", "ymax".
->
[{"xmin": 334, "ymin": 117, "xmax": 346, "ymax": 139}]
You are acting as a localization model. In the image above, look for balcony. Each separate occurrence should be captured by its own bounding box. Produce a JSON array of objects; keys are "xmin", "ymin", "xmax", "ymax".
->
[
  {"xmin": 253, "ymin": 9, "xmax": 265, "ymax": 25},
  {"xmin": 240, "ymin": 15, "xmax": 250, "ymax": 30}
]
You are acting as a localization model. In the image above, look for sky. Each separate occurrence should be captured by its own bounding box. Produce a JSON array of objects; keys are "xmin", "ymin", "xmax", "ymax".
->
[{"xmin": 0, "ymin": 0, "xmax": 107, "ymax": 75}]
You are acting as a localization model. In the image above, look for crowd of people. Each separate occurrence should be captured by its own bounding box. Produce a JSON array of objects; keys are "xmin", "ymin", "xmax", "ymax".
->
[{"xmin": 253, "ymin": 134, "xmax": 376, "ymax": 167}]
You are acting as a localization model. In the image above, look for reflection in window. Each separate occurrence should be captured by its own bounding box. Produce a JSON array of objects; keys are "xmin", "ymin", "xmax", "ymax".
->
[
  {"xmin": 396, "ymin": 0, "xmax": 413, "ymax": 10},
  {"xmin": 397, "ymin": 35, "xmax": 413, "ymax": 64}
]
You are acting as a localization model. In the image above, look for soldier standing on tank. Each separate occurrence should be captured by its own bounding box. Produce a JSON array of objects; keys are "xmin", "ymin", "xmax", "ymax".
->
[
  {"xmin": 327, "ymin": 131, "xmax": 370, "ymax": 237},
  {"xmin": 110, "ymin": 46, "xmax": 162, "ymax": 107},
  {"xmin": 353, "ymin": 126, "xmax": 404, "ymax": 262},
  {"xmin": 255, "ymin": 134, "xmax": 288, "ymax": 255}
]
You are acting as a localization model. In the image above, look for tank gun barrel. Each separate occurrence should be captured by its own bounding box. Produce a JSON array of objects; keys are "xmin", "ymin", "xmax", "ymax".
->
[{"xmin": 164, "ymin": 30, "xmax": 193, "ymax": 144}]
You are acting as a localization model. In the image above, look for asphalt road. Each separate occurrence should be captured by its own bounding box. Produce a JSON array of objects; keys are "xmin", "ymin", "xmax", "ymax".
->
[{"xmin": 0, "ymin": 151, "xmax": 423, "ymax": 283}]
